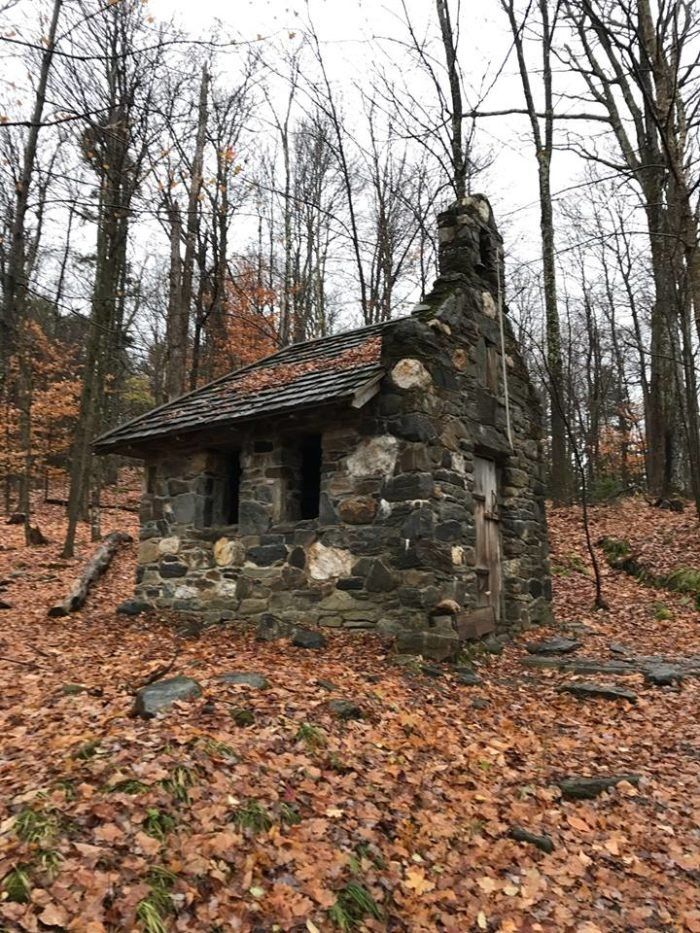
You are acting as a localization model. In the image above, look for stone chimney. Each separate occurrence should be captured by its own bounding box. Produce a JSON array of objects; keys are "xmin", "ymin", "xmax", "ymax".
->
[{"xmin": 436, "ymin": 195, "xmax": 503, "ymax": 296}]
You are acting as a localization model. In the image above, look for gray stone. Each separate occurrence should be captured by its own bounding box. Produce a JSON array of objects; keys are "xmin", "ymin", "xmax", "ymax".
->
[
  {"xmin": 256, "ymin": 613, "xmax": 295, "ymax": 642},
  {"xmin": 248, "ymin": 544, "xmax": 288, "ymax": 566},
  {"xmin": 365, "ymin": 560, "xmax": 396, "ymax": 593},
  {"xmin": 559, "ymin": 682, "xmax": 637, "ymax": 703},
  {"xmin": 455, "ymin": 670, "xmax": 482, "ymax": 686},
  {"xmin": 134, "ymin": 676, "xmax": 202, "ymax": 718},
  {"xmin": 383, "ymin": 472, "xmax": 434, "ymax": 502},
  {"xmin": 471, "ymin": 697, "xmax": 490, "ymax": 710},
  {"xmin": 160, "ymin": 562, "xmax": 188, "ymax": 578},
  {"xmin": 171, "ymin": 493, "xmax": 197, "ymax": 525},
  {"xmin": 400, "ymin": 507, "xmax": 435, "ymax": 539},
  {"xmin": 292, "ymin": 628, "xmax": 327, "ymax": 649},
  {"xmin": 557, "ymin": 774, "xmax": 641, "ymax": 800},
  {"xmin": 328, "ymin": 698, "xmax": 364, "ymax": 721},
  {"xmin": 509, "ymin": 826, "xmax": 554, "ymax": 853},
  {"xmin": 483, "ymin": 635, "xmax": 504, "ymax": 655},
  {"xmin": 395, "ymin": 629, "xmax": 459, "ymax": 661},
  {"xmin": 116, "ymin": 599, "xmax": 150, "ymax": 617},
  {"xmin": 389, "ymin": 413, "xmax": 437, "ymax": 442},
  {"xmin": 644, "ymin": 664, "xmax": 684, "ymax": 686},
  {"xmin": 239, "ymin": 500, "xmax": 270, "ymax": 534},
  {"xmin": 525, "ymin": 637, "xmax": 580, "ymax": 656},
  {"xmin": 216, "ymin": 672, "xmax": 269, "ymax": 689}
]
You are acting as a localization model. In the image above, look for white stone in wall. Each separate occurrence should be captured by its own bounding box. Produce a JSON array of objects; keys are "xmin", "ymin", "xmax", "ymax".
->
[
  {"xmin": 452, "ymin": 452, "xmax": 466, "ymax": 474},
  {"xmin": 391, "ymin": 358, "xmax": 433, "ymax": 390},
  {"xmin": 138, "ymin": 540, "xmax": 160, "ymax": 564},
  {"xmin": 214, "ymin": 537, "xmax": 238, "ymax": 567},
  {"xmin": 174, "ymin": 585, "xmax": 198, "ymax": 600},
  {"xmin": 308, "ymin": 542, "xmax": 353, "ymax": 580},
  {"xmin": 482, "ymin": 292, "xmax": 497, "ymax": 318},
  {"xmin": 451, "ymin": 546, "xmax": 465, "ymax": 566},
  {"xmin": 377, "ymin": 499, "xmax": 392, "ymax": 519},
  {"xmin": 462, "ymin": 196, "xmax": 491, "ymax": 223},
  {"xmin": 158, "ymin": 536, "xmax": 180, "ymax": 556},
  {"xmin": 346, "ymin": 435, "xmax": 398, "ymax": 478}
]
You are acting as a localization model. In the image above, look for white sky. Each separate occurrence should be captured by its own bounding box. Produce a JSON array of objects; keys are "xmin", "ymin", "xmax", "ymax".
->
[{"xmin": 148, "ymin": 0, "xmax": 582, "ymax": 266}]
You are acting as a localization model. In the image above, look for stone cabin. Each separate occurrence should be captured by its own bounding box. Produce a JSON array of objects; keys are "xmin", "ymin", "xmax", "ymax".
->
[{"xmin": 95, "ymin": 196, "xmax": 552, "ymax": 658}]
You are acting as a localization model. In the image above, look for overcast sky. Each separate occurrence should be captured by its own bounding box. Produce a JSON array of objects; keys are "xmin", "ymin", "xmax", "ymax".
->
[{"xmin": 147, "ymin": 0, "xmax": 582, "ymax": 265}]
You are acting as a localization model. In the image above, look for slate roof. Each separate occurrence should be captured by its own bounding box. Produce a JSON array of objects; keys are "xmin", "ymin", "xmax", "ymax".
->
[{"xmin": 94, "ymin": 320, "xmax": 397, "ymax": 455}]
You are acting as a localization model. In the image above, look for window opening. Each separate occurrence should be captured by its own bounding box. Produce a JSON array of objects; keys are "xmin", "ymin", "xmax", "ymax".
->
[
  {"xmin": 225, "ymin": 453, "xmax": 241, "ymax": 524},
  {"xmin": 299, "ymin": 435, "xmax": 322, "ymax": 520},
  {"xmin": 202, "ymin": 475, "xmax": 214, "ymax": 528},
  {"xmin": 146, "ymin": 465, "xmax": 157, "ymax": 495}
]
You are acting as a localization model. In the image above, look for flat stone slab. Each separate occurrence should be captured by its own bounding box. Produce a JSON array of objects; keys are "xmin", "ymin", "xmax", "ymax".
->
[
  {"xmin": 292, "ymin": 628, "xmax": 327, "ymax": 649},
  {"xmin": 559, "ymin": 681, "xmax": 637, "ymax": 703},
  {"xmin": 216, "ymin": 672, "xmax": 269, "ymax": 689},
  {"xmin": 525, "ymin": 637, "xmax": 580, "ymax": 656},
  {"xmin": 557, "ymin": 774, "xmax": 641, "ymax": 800},
  {"xmin": 522, "ymin": 653, "xmax": 700, "ymax": 684},
  {"xmin": 134, "ymin": 676, "xmax": 202, "ymax": 718},
  {"xmin": 644, "ymin": 664, "xmax": 684, "ymax": 686}
]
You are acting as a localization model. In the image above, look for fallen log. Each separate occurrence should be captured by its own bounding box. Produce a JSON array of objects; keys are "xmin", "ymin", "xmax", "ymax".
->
[
  {"xmin": 44, "ymin": 497, "xmax": 139, "ymax": 514},
  {"xmin": 48, "ymin": 531, "xmax": 133, "ymax": 617}
]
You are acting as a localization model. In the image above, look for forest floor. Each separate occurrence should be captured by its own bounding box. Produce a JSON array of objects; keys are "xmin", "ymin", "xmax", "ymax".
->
[{"xmin": 0, "ymin": 494, "xmax": 698, "ymax": 932}]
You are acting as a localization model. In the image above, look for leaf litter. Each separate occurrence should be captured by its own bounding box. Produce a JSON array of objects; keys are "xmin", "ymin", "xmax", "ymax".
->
[{"xmin": 0, "ymin": 494, "xmax": 698, "ymax": 930}]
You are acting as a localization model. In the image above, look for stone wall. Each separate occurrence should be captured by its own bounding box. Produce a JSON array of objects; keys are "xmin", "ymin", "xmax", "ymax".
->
[{"xmin": 131, "ymin": 196, "xmax": 552, "ymax": 649}]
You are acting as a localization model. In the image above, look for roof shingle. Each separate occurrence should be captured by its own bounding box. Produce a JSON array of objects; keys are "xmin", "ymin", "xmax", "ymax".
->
[{"xmin": 94, "ymin": 320, "xmax": 396, "ymax": 455}]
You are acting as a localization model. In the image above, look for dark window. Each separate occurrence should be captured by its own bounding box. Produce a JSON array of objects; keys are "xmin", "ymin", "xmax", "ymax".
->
[
  {"xmin": 225, "ymin": 453, "xmax": 241, "ymax": 524},
  {"xmin": 299, "ymin": 435, "xmax": 322, "ymax": 519},
  {"xmin": 202, "ymin": 476, "xmax": 215, "ymax": 528},
  {"xmin": 146, "ymin": 465, "xmax": 157, "ymax": 495}
]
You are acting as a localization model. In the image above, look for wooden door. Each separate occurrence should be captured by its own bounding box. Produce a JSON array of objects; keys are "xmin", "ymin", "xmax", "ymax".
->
[{"xmin": 474, "ymin": 457, "xmax": 502, "ymax": 624}]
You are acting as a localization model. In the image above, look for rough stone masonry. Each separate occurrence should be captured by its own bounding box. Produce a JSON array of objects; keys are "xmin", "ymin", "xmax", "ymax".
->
[{"xmin": 96, "ymin": 195, "xmax": 552, "ymax": 658}]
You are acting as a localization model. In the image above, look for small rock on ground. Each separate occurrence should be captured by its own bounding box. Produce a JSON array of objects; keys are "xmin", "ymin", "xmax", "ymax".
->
[
  {"xmin": 292, "ymin": 628, "xmax": 327, "ymax": 650},
  {"xmin": 116, "ymin": 599, "xmax": 150, "ymax": 617},
  {"xmin": 525, "ymin": 637, "xmax": 580, "ymax": 656},
  {"xmin": 328, "ymin": 699, "xmax": 364, "ymax": 721},
  {"xmin": 509, "ymin": 826, "xmax": 555, "ymax": 853},
  {"xmin": 134, "ymin": 676, "xmax": 202, "ymax": 718},
  {"xmin": 557, "ymin": 774, "xmax": 641, "ymax": 800},
  {"xmin": 559, "ymin": 681, "xmax": 637, "ymax": 703},
  {"xmin": 455, "ymin": 670, "xmax": 482, "ymax": 686},
  {"xmin": 256, "ymin": 614, "xmax": 295, "ymax": 642},
  {"xmin": 216, "ymin": 672, "xmax": 269, "ymax": 689},
  {"xmin": 644, "ymin": 664, "xmax": 684, "ymax": 686},
  {"xmin": 0, "ymin": 600, "xmax": 12, "ymax": 610}
]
